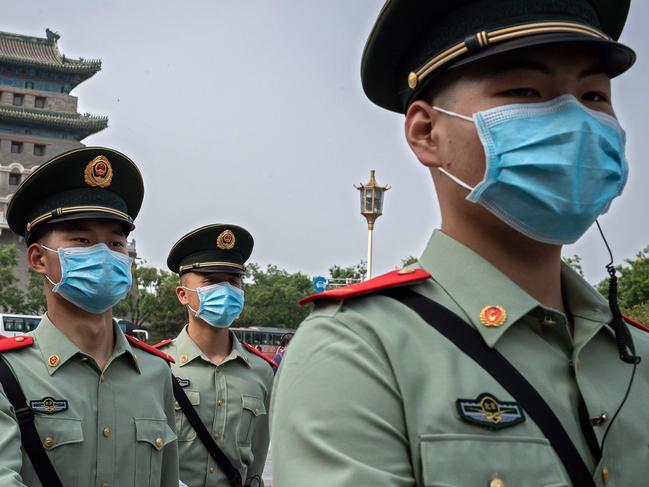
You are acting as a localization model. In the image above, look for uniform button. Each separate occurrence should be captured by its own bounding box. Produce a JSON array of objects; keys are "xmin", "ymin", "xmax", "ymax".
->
[
  {"xmin": 155, "ymin": 436, "xmax": 163, "ymax": 448},
  {"xmin": 100, "ymin": 482, "xmax": 109, "ymax": 487},
  {"xmin": 180, "ymin": 354, "xmax": 188, "ymax": 363},
  {"xmin": 43, "ymin": 436, "xmax": 54, "ymax": 448},
  {"xmin": 217, "ymin": 399, "xmax": 224, "ymax": 406},
  {"xmin": 542, "ymin": 316, "xmax": 556, "ymax": 326},
  {"xmin": 80, "ymin": 357, "xmax": 88, "ymax": 362},
  {"xmin": 213, "ymin": 432, "xmax": 220, "ymax": 440},
  {"xmin": 254, "ymin": 408, "xmax": 260, "ymax": 416},
  {"xmin": 15, "ymin": 336, "xmax": 25, "ymax": 342},
  {"xmin": 591, "ymin": 413, "xmax": 609, "ymax": 426},
  {"xmin": 209, "ymin": 467, "xmax": 216, "ymax": 473},
  {"xmin": 102, "ymin": 426, "xmax": 111, "ymax": 438},
  {"xmin": 174, "ymin": 401, "xmax": 180, "ymax": 409},
  {"xmin": 490, "ymin": 479, "xmax": 505, "ymax": 487},
  {"xmin": 602, "ymin": 465, "xmax": 610, "ymax": 484}
]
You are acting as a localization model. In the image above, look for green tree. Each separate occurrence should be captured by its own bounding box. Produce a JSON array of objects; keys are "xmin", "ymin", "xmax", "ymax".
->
[
  {"xmin": 238, "ymin": 263, "xmax": 312, "ymax": 329},
  {"xmin": 0, "ymin": 245, "xmax": 25, "ymax": 312},
  {"xmin": 597, "ymin": 246, "xmax": 649, "ymax": 309},
  {"xmin": 328, "ymin": 261, "xmax": 366, "ymax": 281},
  {"xmin": 23, "ymin": 270, "xmax": 47, "ymax": 315}
]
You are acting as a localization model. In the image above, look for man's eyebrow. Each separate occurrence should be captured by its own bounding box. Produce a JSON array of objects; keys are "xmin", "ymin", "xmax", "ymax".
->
[{"xmin": 578, "ymin": 65, "xmax": 607, "ymax": 80}]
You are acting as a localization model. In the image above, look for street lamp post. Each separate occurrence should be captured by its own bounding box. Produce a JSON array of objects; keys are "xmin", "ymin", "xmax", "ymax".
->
[{"xmin": 355, "ymin": 170, "xmax": 390, "ymax": 280}]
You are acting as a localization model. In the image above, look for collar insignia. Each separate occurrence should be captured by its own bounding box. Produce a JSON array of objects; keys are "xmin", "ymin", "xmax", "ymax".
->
[
  {"xmin": 30, "ymin": 397, "xmax": 69, "ymax": 414},
  {"xmin": 480, "ymin": 305, "xmax": 507, "ymax": 327},
  {"xmin": 175, "ymin": 377, "xmax": 191, "ymax": 388},
  {"xmin": 216, "ymin": 229, "xmax": 236, "ymax": 250},
  {"xmin": 456, "ymin": 393, "xmax": 525, "ymax": 430},
  {"xmin": 84, "ymin": 155, "xmax": 113, "ymax": 188}
]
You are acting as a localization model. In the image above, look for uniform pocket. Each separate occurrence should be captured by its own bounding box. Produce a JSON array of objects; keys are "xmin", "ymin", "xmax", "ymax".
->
[
  {"xmin": 134, "ymin": 417, "xmax": 176, "ymax": 487},
  {"xmin": 174, "ymin": 389, "xmax": 200, "ymax": 441},
  {"xmin": 30, "ymin": 416, "xmax": 83, "ymax": 487},
  {"xmin": 420, "ymin": 433, "xmax": 569, "ymax": 487},
  {"xmin": 238, "ymin": 394, "xmax": 266, "ymax": 445}
]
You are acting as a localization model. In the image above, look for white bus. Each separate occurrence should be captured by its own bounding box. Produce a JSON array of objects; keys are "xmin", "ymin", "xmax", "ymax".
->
[{"xmin": 0, "ymin": 314, "xmax": 41, "ymax": 338}]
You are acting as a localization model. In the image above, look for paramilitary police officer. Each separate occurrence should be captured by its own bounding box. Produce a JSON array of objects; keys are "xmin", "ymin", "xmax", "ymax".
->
[
  {"xmin": 271, "ymin": 1, "xmax": 649, "ymax": 486},
  {"xmin": 156, "ymin": 224, "xmax": 274, "ymax": 487},
  {"xmin": 0, "ymin": 147, "xmax": 179, "ymax": 486}
]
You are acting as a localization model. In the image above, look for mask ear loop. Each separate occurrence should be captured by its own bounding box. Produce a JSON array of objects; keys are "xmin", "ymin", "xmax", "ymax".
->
[
  {"xmin": 181, "ymin": 286, "xmax": 200, "ymax": 315},
  {"xmin": 38, "ymin": 244, "xmax": 60, "ymax": 288},
  {"xmin": 596, "ymin": 220, "xmax": 640, "ymax": 364}
]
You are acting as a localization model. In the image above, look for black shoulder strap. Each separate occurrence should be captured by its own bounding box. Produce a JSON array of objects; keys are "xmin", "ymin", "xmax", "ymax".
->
[
  {"xmin": 381, "ymin": 287, "xmax": 597, "ymax": 487},
  {"xmin": 172, "ymin": 375, "xmax": 243, "ymax": 487},
  {"xmin": 0, "ymin": 356, "xmax": 64, "ymax": 487}
]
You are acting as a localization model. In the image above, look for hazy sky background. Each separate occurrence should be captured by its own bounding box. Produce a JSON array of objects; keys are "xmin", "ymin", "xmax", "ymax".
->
[{"xmin": 3, "ymin": 1, "xmax": 648, "ymax": 284}]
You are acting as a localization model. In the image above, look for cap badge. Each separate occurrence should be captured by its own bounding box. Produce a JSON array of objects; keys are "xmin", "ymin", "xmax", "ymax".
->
[
  {"xmin": 480, "ymin": 305, "xmax": 507, "ymax": 327},
  {"xmin": 216, "ymin": 229, "xmax": 236, "ymax": 250},
  {"xmin": 84, "ymin": 155, "xmax": 113, "ymax": 188}
]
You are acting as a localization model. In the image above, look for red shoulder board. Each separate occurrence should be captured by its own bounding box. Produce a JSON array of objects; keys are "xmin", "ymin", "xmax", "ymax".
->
[
  {"xmin": 242, "ymin": 342, "xmax": 278, "ymax": 368},
  {"xmin": 624, "ymin": 315, "xmax": 649, "ymax": 333},
  {"xmin": 152, "ymin": 339, "xmax": 173, "ymax": 349},
  {"xmin": 299, "ymin": 268, "xmax": 431, "ymax": 305},
  {"xmin": 0, "ymin": 336, "xmax": 33, "ymax": 352},
  {"xmin": 126, "ymin": 335, "xmax": 175, "ymax": 363}
]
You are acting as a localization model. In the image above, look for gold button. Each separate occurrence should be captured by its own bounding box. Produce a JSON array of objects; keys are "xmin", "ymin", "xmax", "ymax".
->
[
  {"xmin": 174, "ymin": 401, "xmax": 180, "ymax": 409},
  {"xmin": 15, "ymin": 336, "xmax": 25, "ymax": 342},
  {"xmin": 213, "ymin": 432, "xmax": 220, "ymax": 440},
  {"xmin": 542, "ymin": 316, "xmax": 556, "ymax": 326},
  {"xmin": 602, "ymin": 465, "xmax": 610, "ymax": 484},
  {"xmin": 80, "ymin": 357, "xmax": 88, "ymax": 362},
  {"xmin": 209, "ymin": 467, "xmax": 216, "ymax": 473},
  {"xmin": 43, "ymin": 436, "xmax": 54, "ymax": 448},
  {"xmin": 490, "ymin": 479, "xmax": 505, "ymax": 487},
  {"xmin": 48, "ymin": 355, "xmax": 60, "ymax": 367},
  {"xmin": 100, "ymin": 482, "xmax": 109, "ymax": 487},
  {"xmin": 180, "ymin": 354, "xmax": 188, "ymax": 363},
  {"xmin": 155, "ymin": 436, "xmax": 163, "ymax": 448},
  {"xmin": 102, "ymin": 426, "xmax": 111, "ymax": 438},
  {"xmin": 397, "ymin": 268, "xmax": 416, "ymax": 275},
  {"xmin": 254, "ymin": 408, "xmax": 260, "ymax": 416},
  {"xmin": 217, "ymin": 399, "xmax": 224, "ymax": 406}
]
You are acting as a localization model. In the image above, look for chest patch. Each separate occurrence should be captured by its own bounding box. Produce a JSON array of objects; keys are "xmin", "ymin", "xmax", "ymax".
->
[
  {"xmin": 175, "ymin": 377, "xmax": 191, "ymax": 388},
  {"xmin": 29, "ymin": 397, "xmax": 69, "ymax": 414},
  {"xmin": 456, "ymin": 393, "xmax": 525, "ymax": 430}
]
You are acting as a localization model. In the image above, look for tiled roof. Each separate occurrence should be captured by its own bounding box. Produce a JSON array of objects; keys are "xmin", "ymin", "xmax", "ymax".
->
[
  {"xmin": 0, "ymin": 29, "xmax": 101, "ymax": 74},
  {"xmin": 0, "ymin": 105, "xmax": 107, "ymax": 138}
]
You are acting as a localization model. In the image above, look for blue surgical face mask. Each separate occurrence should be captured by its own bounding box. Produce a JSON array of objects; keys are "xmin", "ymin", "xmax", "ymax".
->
[
  {"xmin": 43, "ymin": 243, "xmax": 133, "ymax": 314},
  {"xmin": 185, "ymin": 282, "xmax": 244, "ymax": 328},
  {"xmin": 433, "ymin": 94, "xmax": 629, "ymax": 244}
]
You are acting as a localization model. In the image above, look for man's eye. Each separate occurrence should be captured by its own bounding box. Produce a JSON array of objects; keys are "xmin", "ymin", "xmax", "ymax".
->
[
  {"xmin": 73, "ymin": 237, "xmax": 91, "ymax": 244},
  {"xmin": 582, "ymin": 91, "xmax": 609, "ymax": 103},
  {"xmin": 111, "ymin": 241, "xmax": 125, "ymax": 247},
  {"xmin": 502, "ymin": 88, "xmax": 541, "ymax": 98}
]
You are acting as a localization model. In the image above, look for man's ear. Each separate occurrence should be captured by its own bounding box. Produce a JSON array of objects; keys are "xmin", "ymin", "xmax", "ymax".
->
[
  {"xmin": 176, "ymin": 285, "xmax": 189, "ymax": 305},
  {"xmin": 405, "ymin": 100, "xmax": 443, "ymax": 168},
  {"xmin": 27, "ymin": 243, "xmax": 48, "ymax": 276}
]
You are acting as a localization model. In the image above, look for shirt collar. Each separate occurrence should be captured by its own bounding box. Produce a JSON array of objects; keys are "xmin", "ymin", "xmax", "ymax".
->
[
  {"xmin": 418, "ymin": 230, "xmax": 612, "ymax": 348},
  {"xmin": 175, "ymin": 326, "xmax": 250, "ymax": 367},
  {"xmin": 34, "ymin": 315, "xmax": 140, "ymax": 374}
]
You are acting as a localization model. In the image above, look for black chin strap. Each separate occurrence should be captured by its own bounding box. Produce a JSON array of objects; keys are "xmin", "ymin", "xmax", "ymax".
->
[{"xmin": 596, "ymin": 221, "xmax": 641, "ymax": 365}]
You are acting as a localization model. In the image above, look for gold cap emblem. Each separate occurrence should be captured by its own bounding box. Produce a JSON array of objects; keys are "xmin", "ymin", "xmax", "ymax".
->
[
  {"xmin": 480, "ymin": 305, "xmax": 507, "ymax": 327},
  {"xmin": 216, "ymin": 229, "xmax": 236, "ymax": 250},
  {"xmin": 84, "ymin": 155, "xmax": 113, "ymax": 188}
]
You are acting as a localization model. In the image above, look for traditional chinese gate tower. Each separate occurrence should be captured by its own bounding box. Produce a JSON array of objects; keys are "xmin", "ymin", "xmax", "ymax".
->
[{"xmin": 0, "ymin": 29, "xmax": 108, "ymax": 284}]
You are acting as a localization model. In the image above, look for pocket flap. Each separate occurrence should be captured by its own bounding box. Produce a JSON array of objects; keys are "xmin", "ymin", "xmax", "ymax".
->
[
  {"xmin": 135, "ymin": 418, "xmax": 177, "ymax": 450},
  {"xmin": 35, "ymin": 416, "xmax": 83, "ymax": 449},
  {"xmin": 174, "ymin": 390, "xmax": 200, "ymax": 410},
  {"xmin": 242, "ymin": 394, "xmax": 266, "ymax": 417}
]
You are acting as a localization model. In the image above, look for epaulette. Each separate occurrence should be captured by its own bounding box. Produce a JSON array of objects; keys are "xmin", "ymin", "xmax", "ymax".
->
[
  {"xmin": 126, "ymin": 335, "xmax": 175, "ymax": 363},
  {"xmin": 242, "ymin": 342, "xmax": 278, "ymax": 369},
  {"xmin": 152, "ymin": 338, "xmax": 173, "ymax": 349},
  {"xmin": 0, "ymin": 336, "xmax": 33, "ymax": 352},
  {"xmin": 624, "ymin": 316, "xmax": 649, "ymax": 333},
  {"xmin": 299, "ymin": 268, "xmax": 432, "ymax": 305}
]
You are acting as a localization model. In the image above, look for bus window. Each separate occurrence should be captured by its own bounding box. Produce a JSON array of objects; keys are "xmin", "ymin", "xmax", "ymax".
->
[{"xmin": 272, "ymin": 333, "xmax": 282, "ymax": 345}]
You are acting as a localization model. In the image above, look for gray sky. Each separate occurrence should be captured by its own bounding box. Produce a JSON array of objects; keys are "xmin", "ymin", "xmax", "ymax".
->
[{"xmin": 3, "ymin": 1, "xmax": 648, "ymax": 284}]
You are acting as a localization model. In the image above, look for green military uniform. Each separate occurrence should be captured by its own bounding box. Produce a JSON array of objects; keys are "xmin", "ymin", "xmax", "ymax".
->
[
  {"xmin": 158, "ymin": 328, "xmax": 273, "ymax": 487},
  {"xmin": 0, "ymin": 316, "xmax": 178, "ymax": 486},
  {"xmin": 271, "ymin": 231, "xmax": 649, "ymax": 486},
  {"xmin": 271, "ymin": 1, "xmax": 647, "ymax": 486},
  {"xmin": 161, "ymin": 224, "xmax": 274, "ymax": 487},
  {"xmin": 0, "ymin": 147, "xmax": 179, "ymax": 486}
]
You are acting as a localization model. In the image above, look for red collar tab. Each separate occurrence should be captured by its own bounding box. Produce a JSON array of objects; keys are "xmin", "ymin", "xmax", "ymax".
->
[
  {"xmin": 624, "ymin": 315, "xmax": 649, "ymax": 333},
  {"xmin": 126, "ymin": 335, "xmax": 176, "ymax": 363},
  {"xmin": 152, "ymin": 339, "xmax": 173, "ymax": 350},
  {"xmin": 242, "ymin": 341, "xmax": 278, "ymax": 369},
  {"xmin": 0, "ymin": 335, "xmax": 33, "ymax": 352},
  {"xmin": 299, "ymin": 268, "xmax": 432, "ymax": 305}
]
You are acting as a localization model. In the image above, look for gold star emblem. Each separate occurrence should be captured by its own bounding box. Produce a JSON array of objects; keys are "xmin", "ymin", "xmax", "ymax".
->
[
  {"xmin": 84, "ymin": 155, "xmax": 113, "ymax": 188},
  {"xmin": 216, "ymin": 229, "xmax": 236, "ymax": 250}
]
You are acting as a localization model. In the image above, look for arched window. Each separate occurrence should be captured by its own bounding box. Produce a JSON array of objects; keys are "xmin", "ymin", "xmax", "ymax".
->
[{"xmin": 8, "ymin": 172, "xmax": 21, "ymax": 186}]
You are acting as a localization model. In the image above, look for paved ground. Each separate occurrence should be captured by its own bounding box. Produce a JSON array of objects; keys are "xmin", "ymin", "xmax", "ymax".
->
[{"xmin": 262, "ymin": 445, "xmax": 272, "ymax": 486}]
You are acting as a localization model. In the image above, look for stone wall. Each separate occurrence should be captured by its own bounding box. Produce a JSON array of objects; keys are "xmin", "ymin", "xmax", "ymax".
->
[{"xmin": 0, "ymin": 88, "xmax": 78, "ymax": 113}]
